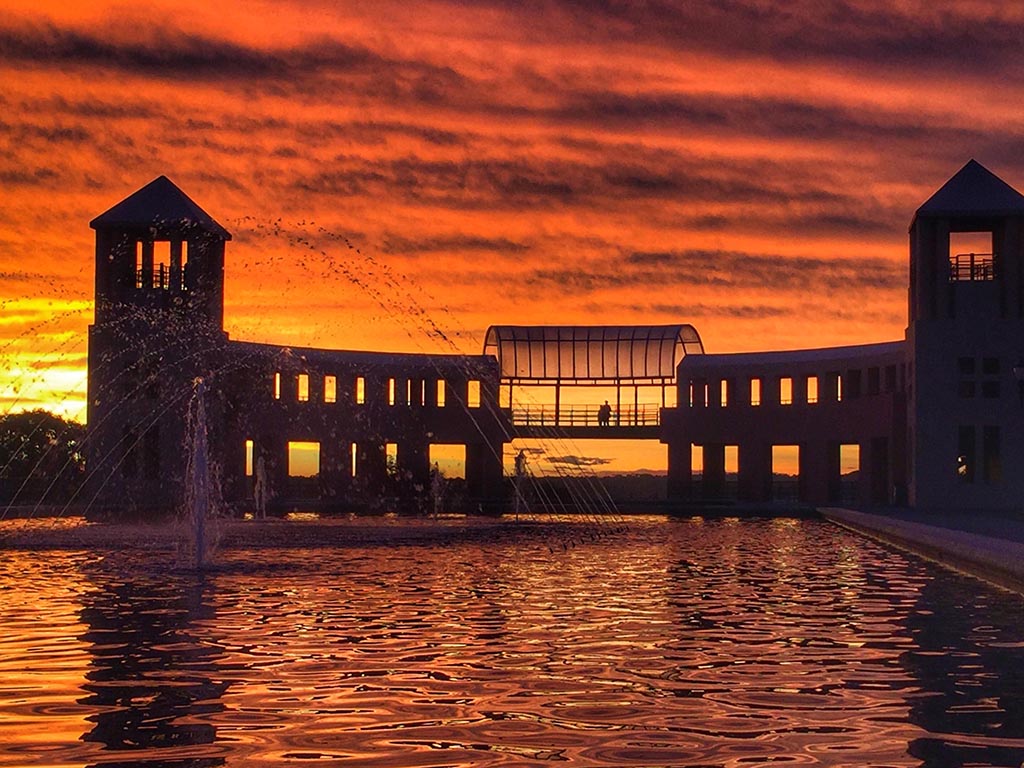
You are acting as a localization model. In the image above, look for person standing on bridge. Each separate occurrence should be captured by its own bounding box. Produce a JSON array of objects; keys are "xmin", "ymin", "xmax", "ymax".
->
[{"xmin": 598, "ymin": 400, "xmax": 612, "ymax": 427}]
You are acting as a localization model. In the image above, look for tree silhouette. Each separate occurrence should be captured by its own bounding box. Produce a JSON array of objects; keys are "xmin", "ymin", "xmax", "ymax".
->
[{"xmin": 0, "ymin": 410, "xmax": 85, "ymax": 505}]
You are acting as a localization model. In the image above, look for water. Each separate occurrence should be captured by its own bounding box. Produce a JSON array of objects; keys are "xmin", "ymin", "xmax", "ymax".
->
[{"xmin": 2, "ymin": 515, "xmax": 1023, "ymax": 767}]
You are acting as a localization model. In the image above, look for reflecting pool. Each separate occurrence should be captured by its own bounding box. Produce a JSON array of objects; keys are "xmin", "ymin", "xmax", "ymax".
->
[{"xmin": 1, "ymin": 516, "xmax": 1023, "ymax": 767}]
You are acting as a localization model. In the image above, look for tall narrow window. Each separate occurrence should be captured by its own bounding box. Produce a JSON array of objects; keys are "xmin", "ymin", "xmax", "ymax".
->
[
  {"xmin": 406, "ymin": 379, "xmax": 412, "ymax": 406},
  {"xmin": 273, "ymin": 372, "xmax": 281, "ymax": 400},
  {"xmin": 436, "ymin": 379, "xmax": 446, "ymax": 407},
  {"xmin": 779, "ymin": 377, "xmax": 793, "ymax": 405},
  {"xmin": 350, "ymin": 442, "xmax": 358, "ymax": 478},
  {"xmin": 806, "ymin": 375, "xmax": 819, "ymax": 404},
  {"xmin": 750, "ymin": 377, "xmax": 762, "ymax": 406},
  {"xmin": 135, "ymin": 241, "xmax": 144, "ymax": 288},
  {"xmin": 245, "ymin": 439, "xmax": 254, "ymax": 477},
  {"xmin": 324, "ymin": 375, "xmax": 337, "ymax": 403},
  {"xmin": 355, "ymin": 376, "xmax": 365, "ymax": 405},
  {"xmin": 297, "ymin": 373, "xmax": 309, "ymax": 402},
  {"xmin": 468, "ymin": 380, "xmax": 481, "ymax": 408},
  {"xmin": 388, "ymin": 378, "xmax": 396, "ymax": 406},
  {"xmin": 420, "ymin": 379, "xmax": 427, "ymax": 407},
  {"xmin": 720, "ymin": 379, "xmax": 729, "ymax": 407}
]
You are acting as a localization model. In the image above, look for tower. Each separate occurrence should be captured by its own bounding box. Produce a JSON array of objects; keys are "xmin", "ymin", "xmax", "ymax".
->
[
  {"xmin": 86, "ymin": 176, "xmax": 232, "ymax": 516},
  {"xmin": 907, "ymin": 160, "xmax": 1024, "ymax": 511}
]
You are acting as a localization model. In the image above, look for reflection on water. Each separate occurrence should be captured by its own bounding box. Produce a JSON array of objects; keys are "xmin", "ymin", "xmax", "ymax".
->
[{"xmin": 0, "ymin": 516, "xmax": 1023, "ymax": 767}]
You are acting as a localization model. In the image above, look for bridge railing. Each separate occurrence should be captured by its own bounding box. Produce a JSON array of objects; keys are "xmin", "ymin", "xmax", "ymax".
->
[{"xmin": 510, "ymin": 404, "xmax": 661, "ymax": 428}]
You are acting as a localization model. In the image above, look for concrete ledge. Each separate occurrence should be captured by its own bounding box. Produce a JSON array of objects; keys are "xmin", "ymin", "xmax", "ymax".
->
[{"xmin": 820, "ymin": 507, "xmax": 1024, "ymax": 596}]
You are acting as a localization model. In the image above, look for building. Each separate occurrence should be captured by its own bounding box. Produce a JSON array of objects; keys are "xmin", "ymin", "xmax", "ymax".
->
[
  {"xmin": 663, "ymin": 160, "xmax": 1024, "ymax": 513},
  {"xmin": 84, "ymin": 160, "xmax": 1024, "ymax": 517},
  {"xmin": 85, "ymin": 176, "xmax": 507, "ymax": 517}
]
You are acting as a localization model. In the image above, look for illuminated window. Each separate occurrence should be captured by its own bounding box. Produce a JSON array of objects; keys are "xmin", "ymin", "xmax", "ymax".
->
[
  {"xmin": 806, "ymin": 375, "xmax": 818, "ymax": 404},
  {"xmin": 350, "ymin": 442, "xmax": 358, "ymax": 478},
  {"xmin": 245, "ymin": 439, "xmax": 254, "ymax": 477},
  {"xmin": 355, "ymin": 376, "xmax": 365, "ymax": 405},
  {"xmin": 135, "ymin": 241, "xmax": 144, "ymax": 288},
  {"xmin": 388, "ymin": 378, "xmax": 396, "ymax": 406},
  {"xmin": 297, "ymin": 373, "xmax": 309, "ymax": 402},
  {"xmin": 287, "ymin": 441, "xmax": 320, "ymax": 477},
  {"xmin": 386, "ymin": 442, "xmax": 398, "ymax": 475},
  {"xmin": 720, "ymin": 379, "xmax": 729, "ymax": 407},
  {"xmin": 273, "ymin": 372, "xmax": 281, "ymax": 400},
  {"xmin": 153, "ymin": 241, "xmax": 170, "ymax": 289},
  {"xmin": 691, "ymin": 443, "xmax": 703, "ymax": 476},
  {"xmin": 406, "ymin": 379, "xmax": 412, "ymax": 406},
  {"xmin": 421, "ymin": 379, "xmax": 427, "ymax": 407},
  {"xmin": 750, "ymin": 377, "xmax": 762, "ymax": 406},
  {"xmin": 436, "ymin": 379, "xmax": 446, "ymax": 407},
  {"xmin": 780, "ymin": 377, "xmax": 793, "ymax": 405},
  {"xmin": 324, "ymin": 375, "xmax": 336, "ymax": 403},
  {"xmin": 468, "ymin": 380, "xmax": 481, "ymax": 408}
]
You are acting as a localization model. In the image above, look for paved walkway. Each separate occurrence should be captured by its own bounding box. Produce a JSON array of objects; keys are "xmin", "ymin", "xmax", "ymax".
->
[{"xmin": 820, "ymin": 507, "xmax": 1024, "ymax": 595}]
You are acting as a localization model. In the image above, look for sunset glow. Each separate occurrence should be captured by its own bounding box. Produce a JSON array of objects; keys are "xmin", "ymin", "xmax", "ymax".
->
[{"xmin": 3, "ymin": 1, "xmax": 1023, "ymax": 461}]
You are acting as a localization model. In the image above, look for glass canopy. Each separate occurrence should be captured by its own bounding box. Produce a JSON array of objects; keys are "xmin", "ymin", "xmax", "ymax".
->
[{"xmin": 482, "ymin": 325, "xmax": 704, "ymax": 384}]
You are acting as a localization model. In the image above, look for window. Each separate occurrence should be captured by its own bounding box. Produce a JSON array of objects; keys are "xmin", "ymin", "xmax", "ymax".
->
[
  {"xmin": 885, "ymin": 365, "xmax": 896, "ymax": 393},
  {"xmin": 949, "ymin": 231, "xmax": 994, "ymax": 282},
  {"xmin": 959, "ymin": 357, "xmax": 975, "ymax": 375},
  {"xmin": 436, "ymin": 379, "xmax": 446, "ymax": 407},
  {"xmin": 750, "ymin": 377, "xmax": 762, "ymax": 406},
  {"xmin": 406, "ymin": 379, "xmax": 413, "ymax": 406},
  {"xmin": 324, "ymin": 375, "xmax": 337, "ymax": 403},
  {"xmin": 958, "ymin": 380, "xmax": 976, "ymax": 398},
  {"xmin": 245, "ymin": 439, "xmax": 254, "ymax": 477},
  {"xmin": 867, "ymin": 367, "xmax": 880, "ymax": 396},
  {"xmin": 468, "ymin": 380, "xmax": 481, "ymax": 408},
  {"xmin": 845, "ymin": 369, "xmax": 862, "ymax": 399},
  {"xmin": 720, "ymin": 379, "xmax": 729, "ymax": 407},
  {"xmin": 297, "ymin": 373, "xmax": 309, "ymax": 402},
  {"xmin": 135, "ymin": 241, "xmax": 144, "ymax": 288},
  {"xmin": 982, "ymin": 381, "xmax": 1001, "ymax": 399},
  {"xmin": 779, "ymin": 377, "xmax": 793, "ymax": 405},
  {"xmin": 388, "ymin": 378, "xmax": 396, "ymax": 406},
  {"xmin": 350, "ymin": 442, "xmax": 358, "ymax": 478},
  {"xmin": 983, "ymin": 357, "xmax": 1000, "ymax": 375},
  {"xmin": 806, "ymin": 375, "xmax": 819, "ymax": 404},
  {"xmin": 288, "ymin": 441, "xmax": 320, "ymax": 477},
  {"xmin": 355, "ymin": 376, "xmax": 365, "ymax": 405},
  {"xmin": 273, "ymin": 372, "xmax": 281, "ymax": 400}
]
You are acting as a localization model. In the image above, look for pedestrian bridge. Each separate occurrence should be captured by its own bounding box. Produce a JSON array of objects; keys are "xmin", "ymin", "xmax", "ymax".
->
[{"xmin": 483, "ymin": 324, "xmax": 704, "ymax": 440}]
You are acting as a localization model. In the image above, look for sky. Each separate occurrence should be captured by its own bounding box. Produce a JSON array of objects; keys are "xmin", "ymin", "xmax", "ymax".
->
[{"xmin": 3, "ymin": 0, "xmax": 1024, "ymax": 471}]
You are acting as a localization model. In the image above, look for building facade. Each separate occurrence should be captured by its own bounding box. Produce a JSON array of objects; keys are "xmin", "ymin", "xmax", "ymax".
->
[
  {"xmin": 663, "ymin": 160, "xmax": 1024, "ymax": 513},
  {"xmin": 84, "ymin": 161, "xmax": 1024, "ymax": 516},
  {"xmin": 85, "ymin": 176, "xmax": 507, "ymax": 517}
]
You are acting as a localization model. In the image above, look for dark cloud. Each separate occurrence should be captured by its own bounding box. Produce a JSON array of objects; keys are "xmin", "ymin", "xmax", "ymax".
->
[
  {"xmin": 473, "ymin": 0, "xmax": 1024, "ymax": 82},
  {"xmin": 525, "ymin": 249, "xmax": 905, "ymax": 297},
  {"xmin": 381, "ymin": 233, "xmax": 529, "ymax": 255},
  {"xmin": 545, "ymin": 454, "xmax": 613, "ymax": 468}
]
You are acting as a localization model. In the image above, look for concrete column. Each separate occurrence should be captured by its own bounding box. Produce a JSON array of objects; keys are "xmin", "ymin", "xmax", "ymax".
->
[
  {"xmin": 702, "ymin": 443, "xmax": 726, "ymax": 499},
  {"xmin": 866, "ymin": 437, "xmax": 889, "ymax": 506},
  {"xmin": 398, "ymin": 439, "xmax": 431, "ymax": 494},
  {"xmin": 738, "ymin": 441, "xmax": 771, "ymax": 502},
  {"xmin": 826, "ymin": 440, "xmax": 841, "ymax": 503},
  {"xmin": 666, "ymin": 440, "xmax": 692, "ymax": 501},
  {"xmin": 319, "ymin": 440, "xmax": 348, "ymax": 504},
  {"xmin": 466, "ymin": 442, "xmax": 503, "ymax": 514},
  {"xmin": 799, "ymin": 441, "xmax": 829, "ymax": 504}
]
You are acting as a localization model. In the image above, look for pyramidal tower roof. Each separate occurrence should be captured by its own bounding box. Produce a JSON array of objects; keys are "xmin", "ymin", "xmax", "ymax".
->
[
  {"xmin": 916, "ymin": 159, "xmax": 1024, "ymax": 219},
  {"xmin": 90, "ymin": 175, "xmax": 232, "ymax": 239}
]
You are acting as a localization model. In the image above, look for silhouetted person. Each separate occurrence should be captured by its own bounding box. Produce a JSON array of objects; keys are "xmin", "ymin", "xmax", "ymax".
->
[{"xmin": 598, "ymin": 401, "xmax": 612, "ymax": 427}]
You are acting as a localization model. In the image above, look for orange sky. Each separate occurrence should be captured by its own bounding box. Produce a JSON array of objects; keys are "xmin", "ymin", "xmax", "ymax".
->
[{"xmin": 3, "ymin": 1, "xmax": 1024, "ymax": 470}]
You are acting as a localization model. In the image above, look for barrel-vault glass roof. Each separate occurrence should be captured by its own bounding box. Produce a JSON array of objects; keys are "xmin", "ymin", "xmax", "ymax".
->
[{"xmin": 483, "ymin": 325, "xmax": 704, "ymax": 384}]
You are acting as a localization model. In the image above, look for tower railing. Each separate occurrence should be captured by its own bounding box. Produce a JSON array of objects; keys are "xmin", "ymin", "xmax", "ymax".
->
[{"xmin": 949, "ymin": 252, "xmax": 995, "ymax": 282}]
